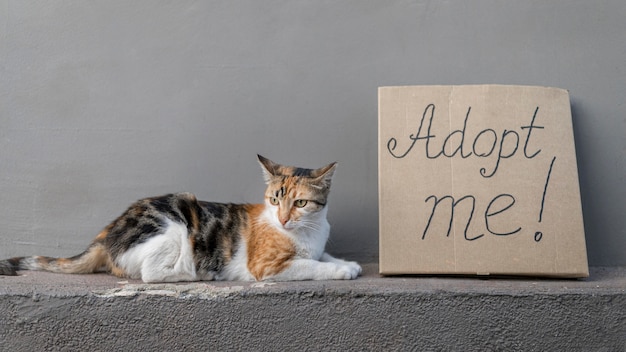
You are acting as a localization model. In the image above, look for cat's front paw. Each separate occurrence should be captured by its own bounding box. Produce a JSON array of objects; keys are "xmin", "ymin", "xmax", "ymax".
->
[
  {"xmin": 319, "ymin": 253, "xmax": 363, "ymax": 279},
  {"xmin": 331, "ymin": 263, "xmax": 360, "ymax": 280},
  {"xmin": 344, "ymin": 261, "xmax": 362, "ymax": 278}
]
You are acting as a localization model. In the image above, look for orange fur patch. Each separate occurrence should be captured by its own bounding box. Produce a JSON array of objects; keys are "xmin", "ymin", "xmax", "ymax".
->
[
  {"xmin": 109, "ymin": 263, "xmax": 127, "ymax": 278},
  {"xmin": 245, "ymin": 204, "xmax": 296, "ymax": 280},
  {"xmin": 54, "ymin": 258, "xmax": 71, "ymax": 265},
  {"xmin": 87, "ymin": 244, "xmax": 113, "ymax": 273},
  {"xmin": 95, "ymin": 229, "xmax": 109, "ymax": 241},
  {"xmin": 86, "ymin": 243, "xmax": 127, "ymax": 277},
  {"xmin": 92, "ymin": 227, "xmax": 127, "ymax": 276}
]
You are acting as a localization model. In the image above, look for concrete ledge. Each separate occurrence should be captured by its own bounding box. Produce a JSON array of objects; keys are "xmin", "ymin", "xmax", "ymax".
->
[{"xmin": 1, "ymin": 264, "xmax": 624, "ymax": 351}]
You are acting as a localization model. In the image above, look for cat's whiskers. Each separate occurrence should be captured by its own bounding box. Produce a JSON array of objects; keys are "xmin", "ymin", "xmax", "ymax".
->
[{"xmin": 293, "ymin": 219, "xmax": 324, "ymax": 234}]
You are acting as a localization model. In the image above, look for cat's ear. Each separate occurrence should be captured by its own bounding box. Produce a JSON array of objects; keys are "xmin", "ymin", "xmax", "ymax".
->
[
  {"xmin": 312, "ymin": 162, "xmax": 337, "ymax": 188},
  {"xmin": 257, "ymin": 154, "xmax": 280, "ymax": 183}
]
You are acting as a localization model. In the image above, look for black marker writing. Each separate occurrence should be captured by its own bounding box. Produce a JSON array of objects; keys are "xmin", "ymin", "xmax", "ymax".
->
[
  {"xmin": 521, "ymin": 106, "xmax": 544, "ymax": 159},
  {"xmin": 423, "ymin": 192, "xmax": 522, "ymax": 241},
  {"xmin": 539, "ymin": 156, "xmax": 556, "ymax": 223},
  {"xmin": 387, "ymin": 104, "xmax": 545, "ymax": 178},
  {"xmin": 485, "ymin": 194, "xmax": 521, "ymax": 236},
  {"xmin": 423, "ymin": 195, "xmax": 480, "ymax": 241}
]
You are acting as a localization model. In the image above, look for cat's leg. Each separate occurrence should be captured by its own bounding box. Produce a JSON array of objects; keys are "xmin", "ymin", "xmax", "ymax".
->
[
  {"xmin": 267, "ymin": 258, "xmax": 359, "ymax": 281},
  {"xmin": 141, "ymin": 246, "xmax": 198, "ymax": 283},
  {"xmin": 319, "ymin": 252, "xmax": 362, "ymax": 278},
  {"xmin": 121, "ymin": 221, "xmax": 198, "ymax": 283}
]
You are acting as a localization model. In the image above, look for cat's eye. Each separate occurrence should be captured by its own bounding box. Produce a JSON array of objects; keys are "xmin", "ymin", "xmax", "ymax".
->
[
  {"xmin": 294, "ymin": 199, "xmax": 308, "ymax": 208},
  {"xmin": 269, "ymin": 197, "xmax": 279, "ymax": 205}
]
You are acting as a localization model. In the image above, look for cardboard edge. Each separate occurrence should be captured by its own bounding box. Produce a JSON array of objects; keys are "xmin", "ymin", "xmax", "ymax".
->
[
  {"xmin": 377, "ymin": 87, "xmax": 386, "ymax": 273},
  {"xmin": 379, "ymin": 270, "xmax": 590, "ymax": 279},
  {"xmin": 377, "ymin": 84, "xmax": 569, "ymax": 94}
]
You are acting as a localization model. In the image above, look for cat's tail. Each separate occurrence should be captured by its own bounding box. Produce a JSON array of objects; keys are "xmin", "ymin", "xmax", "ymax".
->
[{"xmin": 0, "ymin": 242, "xmax": 110, "ymax": 276}]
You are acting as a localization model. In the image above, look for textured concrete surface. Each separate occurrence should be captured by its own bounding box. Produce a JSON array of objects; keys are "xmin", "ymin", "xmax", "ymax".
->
[{"xmin": 1, "ymin": 264, "xmax": 624, "ymax": 351}]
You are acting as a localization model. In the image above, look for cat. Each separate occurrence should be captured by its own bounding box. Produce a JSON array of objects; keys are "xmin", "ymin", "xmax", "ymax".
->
[{"xmin": 0, "ymin": 155, "xmax": 361, "ymax": 283}]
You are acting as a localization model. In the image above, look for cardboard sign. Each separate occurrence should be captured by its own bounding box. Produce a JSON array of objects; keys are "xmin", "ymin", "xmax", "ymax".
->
[{"xmin": 378, "ymin": 85, "xmax": 589, "ymax": 278}]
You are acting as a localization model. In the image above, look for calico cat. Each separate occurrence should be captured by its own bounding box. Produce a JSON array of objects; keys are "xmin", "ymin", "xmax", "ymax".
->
[{"xmin": 0, "ymin": 155, "xmax": 361, "ymax": 282}]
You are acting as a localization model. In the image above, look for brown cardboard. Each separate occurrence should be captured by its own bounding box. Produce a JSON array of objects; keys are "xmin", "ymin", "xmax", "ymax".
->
[{"xmin": 378, "ymin": 85, "xmax": 589, "ymax": 278}]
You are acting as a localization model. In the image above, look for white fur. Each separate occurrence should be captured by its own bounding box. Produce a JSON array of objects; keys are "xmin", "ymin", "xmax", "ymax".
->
[
  {"xmin": 269, "ymin": 258, "xmax": 359, "ymax": 281},
  {"xmin": 116, "ymin": 219, "xmax": 198, "ymax": 283},
  {"xmin": 215, "ymin": 240, "xmax": 255, "ymax": 281}
]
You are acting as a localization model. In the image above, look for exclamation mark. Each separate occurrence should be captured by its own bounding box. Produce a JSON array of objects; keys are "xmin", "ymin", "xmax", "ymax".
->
[{"xmin": 535, "ymin": 156, "xmax": 556, "ymax": 242}]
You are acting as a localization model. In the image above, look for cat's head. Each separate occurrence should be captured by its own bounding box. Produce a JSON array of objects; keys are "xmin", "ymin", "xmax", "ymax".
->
[{"xmin": 257, "ymin": 154, "xmax": 336, "ymax": 230}]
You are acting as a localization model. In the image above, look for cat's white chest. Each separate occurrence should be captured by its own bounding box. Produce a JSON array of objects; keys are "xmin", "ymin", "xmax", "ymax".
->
[{"xmin": 289, "ymin": 219, "xmax": 330, "ymax": 261}]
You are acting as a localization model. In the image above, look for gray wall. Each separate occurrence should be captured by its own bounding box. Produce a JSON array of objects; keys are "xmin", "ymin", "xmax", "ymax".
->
[{"xmin": 1, "ymin": 1, "xmax": 624, "ymax": 266}]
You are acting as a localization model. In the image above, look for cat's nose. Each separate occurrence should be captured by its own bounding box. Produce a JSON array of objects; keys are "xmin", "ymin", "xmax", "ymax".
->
[{"xmin": 279, "ymin": 217, "xmax": 289, "ymax": 226}]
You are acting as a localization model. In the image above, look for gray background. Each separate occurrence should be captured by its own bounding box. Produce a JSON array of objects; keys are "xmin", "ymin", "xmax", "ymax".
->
[{"xmin": 1, "ymin": 1, "xmax": 624, "ymax": 266}]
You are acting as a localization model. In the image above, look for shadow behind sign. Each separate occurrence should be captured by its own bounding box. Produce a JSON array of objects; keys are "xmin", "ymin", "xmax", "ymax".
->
[{"xmin": 378, "ymin": 85, "xmax": 588, "ymax": 278}]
